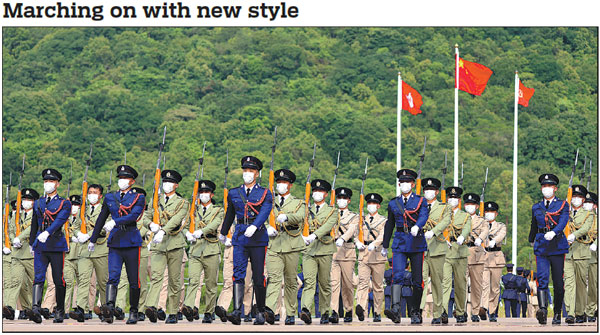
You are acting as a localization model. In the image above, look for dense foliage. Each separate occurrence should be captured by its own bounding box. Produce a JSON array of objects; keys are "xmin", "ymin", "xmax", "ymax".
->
[{"xmin": 2, "ymin": 27, "xmax": 598, "ymax": 266}]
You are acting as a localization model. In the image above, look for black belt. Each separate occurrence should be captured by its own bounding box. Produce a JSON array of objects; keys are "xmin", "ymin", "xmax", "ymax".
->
[
  {"xmin": 205, "ymin": 233, "xmax": 217, "ymax": 239},
  {"xmin": 537, "ymin": 227, "xmax": 555, "ymax": 234},
  {"xmin": 466, "ymin": 242, "xmax": 476, "ymax": 247},
  {"xmin": 449, "ymin": 236, "xmax": 457, "ymax": 242},
  {"xmin": 117, "ymin": 224, "xmax": 137, "ymax": 232},
  {"xmin": 346, "ymin": 238, "xmax": 354, "ymax": 243},
  {"xmin": 280, "ymin": 224, "xmax": 299, "ymax": 231},
  {"xmin": 485, "ymin": 246, "xmax": 501, "ymax": 252},
  {"xmin": 364, "ymin": 240, "xmax": 374, "ymax": 245}
]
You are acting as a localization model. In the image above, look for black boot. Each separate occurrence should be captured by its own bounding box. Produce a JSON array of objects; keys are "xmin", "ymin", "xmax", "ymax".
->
[
  {"xmin": 320, "ymin": 311, "xmax": 330, "ymax": 324},
  {"xmin": 114, "ymin": 307, "xmax": 124, "ymax": 320},
  {"xmin": 565, "ymin": 315, "xmax": 575, "ymax": 324},
  {"xmin": 441, "ymin": 311, "xmax": 449, "ymax": 324},
  {"xmin": 177, "ymin": 311, "xmax": 183, "ymax": 320},
  {"xmin": 126, "ymin": 288, "xmax": 140, "ymax": 324},
  {"xmin": 227, "ymin": 283, "xmax": 244, "ymax": 325},
  {"xmin": 85, "ymin": 310, "xmax": 92, "ymax": 320},
  {"xmin": 215, "ymin": 305, "xmax": 228, "ymax": 322},
  {"xmin": 300, "ymin": 307, "xmax": 311, "ymax": 325},
  {"xmin": 552, "ymin": 309, "xmax": 562, "ymax": 325},
  {"xmin": 102, "ymin": 284, "xmax": 117, "ymax": 324},
  {"xmin": 137, "ymin": 311, "xmax": 146, "ymax": 321},
  {"xmin": 68, "ymin": 306, "xmax": 86, "ymax": 322},
  {"xmin": 411, "ymin": 286, "xmax": 423, "ymax": 324},
  {"xmin": 19, "ymin": 310, "xmax": 30, "ymax": 320},
  {"xmin": 181, "ymin": 305, "xmax": 195, "ymax": 322},
  {"xmin": 285, "ymin": 315, "xmax": 295, "ymax": 325},
  {"xmin": 3, "ymin": 306, "xmax": 15, "ymax": 320},
  {"xmin": 575, "ymin": 315, "xmax": 586, "ymax": 323},
  {"xmin": 384, "ymin": 284, "xmax": 402, "ymax": 323},
  {"xmin": 53, "ymin": 284, "xmax": 66, "ymax": 323},
  {"xmin": 253, "ymin": 285, "xmax": 267, "ymax": 325},
  {"xmin": 553, "ymin": 289, "xmax": 564, "ymax": 325},
  {"xmin": 536, "ymin": 290, "xmax": 548, "ymax": 325},
  {"xmin": 29, "ymin": 283, "xmax": 44, "ymax": 324},
  {"xmin": 373, "ymin": 312, "xmax": 381, "ymax": 322},
  {"xmin": 355, "ymin": 304, "xmax": 365, "ymax": 321}
]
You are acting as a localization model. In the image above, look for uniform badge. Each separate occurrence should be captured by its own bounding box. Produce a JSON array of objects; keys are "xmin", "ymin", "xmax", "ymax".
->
[
  {"xmin": 545, "ymin": 175, "xmax": 548, "ymax": 179},
  {"xmin": 47, "ymin": 169, "xmax": 50, "ymax": 174},
  {"xmin": 371, "ymin": 195, "xmax": 374, "ymax": 200},
  {"xmin": 428, "ymin": 180, "xmax": 432, "ymax": 185},
  {"xmin": 280, "ymin": 171, "xmax": 284, "ymax": 177},
  {"xmin": 247, "ymin": 157, "xmax": 251, "ymax": 162},
  {"xmin": 121, "ymin": 166, "xmax": 125, "ymax": 171},
  {"xmin": 403, "ymin": 171, "xmax": 406, "ymax": 175},
  {"xmin": 167, "ymin": 172, "xmax": 171, "ymax": 178},
  {"xmin": 316, "ymin": 181, "xmax": 321, "ymax": 187},
  {"xmin": 201, "ymin": 182, "xmax": 206, "ymax": 188},
  {"xmin": 25, "ymin": 190, "xmax": 29, "ymax": 195},
  {"xmin": 488, "ymin": 203, "xmax": 492, "ymax": 208}
]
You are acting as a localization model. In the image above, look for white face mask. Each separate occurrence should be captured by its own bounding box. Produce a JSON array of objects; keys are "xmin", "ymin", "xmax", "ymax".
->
[
  {"xmin": 400, "ymin": 182, "xmax": 412, "ymax": 194},
  {"xmin": 312, "ymin": 191, "xmax": 324, "ymax": 202},
  {"xmin": 465, "ymin": 204, "xmax": 477, "ymax": 215},
  {"xmin": 276, "ymin": 183, "xmax": 288, "ymax": 195},
  {"xmin": 424, "ymin": 190, "xmax": 437, "ymax": 201},
  {"xmin": 71, "ymin": 206, "xmax": 80, "ymax": 215},
  {"xmin": 448, "ymin": 198, "xmax": 459, "ymax": 208},
  {"xmin": 22, "ymin": 200, "xmax": 33, "ymax": 210},
  {"xmin": 583, "ymin": 203, "xmax": 594, "ymax": 211},
  {"xmin": 243, "ymin": 172, "xmax": 255, "ymax": 184},
  {"xmin": 367, "ymin": 204, "xmax": 378, "ymax": 214},
  {"xmin": 571, "ymin": 197, "xmax": 583, "ymax": 208},
  {"xmin": 162, "ymin": 182, "xmax": 175, "ymax": 194},
  {"xmin": 88, "ymin": 194, "xmax": 99, "ymax": 205},
  {"xmin": 199, "ymin": 193, "xmax": 211, "ymax": 204},
  {"xmin": 337, "ymin": 199, "xmax": 349, "ymax": 209},
  {"xmin": 118, "ymin": 178, "xmax": 131, "ymax": 191},
  {"xmin": 542, "ymin": 186, "xmax": 555, "ymax": 199},
  {"xmin": 484, "ymin": 212, "xmax": 496, "ymax": 222},
  {"xmin": 43, "ymin": 182, "xmax": 56, "ymax": 194}
]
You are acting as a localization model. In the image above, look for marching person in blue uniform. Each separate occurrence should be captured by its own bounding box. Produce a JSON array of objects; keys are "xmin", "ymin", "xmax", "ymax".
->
[
  {"xmin": 501, "ymin": 264, "xmax": 518, "ymax": 317},
  {"xmin": 219, "ymin": 156, "xmax": 273, "ymax": 325},
  {"xmin": 528, "ymin": 173, "xmax": 569, "ymax": 325},
  {"xmin": 515, "ymin": 267, "xmax": 529, "ymax": 318},
  {"xmin": 382, "ymin": 168, "xmax": 429, "ymax": 324},
  {"xmin": 28, "ymin": 168, "xmax": 72, "ymax": 324},
  {"xmin": 88, "ymin": 165, "xmax": 145, "ymax": 325}
]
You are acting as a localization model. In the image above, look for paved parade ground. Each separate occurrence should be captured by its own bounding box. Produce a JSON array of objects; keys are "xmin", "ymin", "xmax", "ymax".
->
[{"xmin": 3, "ymin": 317, "xmax": 598, "ymax": 332}]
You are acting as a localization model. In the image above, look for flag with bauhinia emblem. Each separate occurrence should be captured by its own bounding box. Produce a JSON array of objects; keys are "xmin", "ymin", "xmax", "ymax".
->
[
  {"xmin": 401, "ymin": 81, "xmax": 423, "ymax": 115},
  {"xmin": 518, "ymin": 79, "xmax": 535, "ymax": 107},
  {"xmin": 457, "ymin": 57, "xmax": 493, "ymax": 96}
]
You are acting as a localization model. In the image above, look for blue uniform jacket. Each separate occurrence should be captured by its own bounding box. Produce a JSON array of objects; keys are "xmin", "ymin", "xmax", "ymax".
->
[
  {"xmin": 29, "ymin": 194, "xmax": 72, "ymax": 252},
  {"xmin": 220, "ymin": 184, "xmax": 273, "ymax": 247},
  {"xmin": 90, "ymin": 190, "xmax": 145, "ymax": 248},
  {"xmin": 529, "ymin": 197, "xmax": 569, "ymax": 256},
  {"xmin": 501, "ymin": 273, "xmax": 519, "ymax": 300},
  {"xmin": 516, "ymin": 276, "xmax": 529, "ymax": 302},
  {"xmin": 382, "ymin": 192, "xmax": 429, "ymax": 253}
]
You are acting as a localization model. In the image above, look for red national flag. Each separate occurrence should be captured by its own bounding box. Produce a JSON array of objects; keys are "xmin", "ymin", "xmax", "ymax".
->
[
  {"xmin": 518, "ymin": 79, "xmax": 535, "ymax": 107},
  {"xmin": 457, "ymin": 57, "xmax": 493, "ymax": 96},
  {"xmin": 401, "ymin": 81, "xmax": 423, "ymax": 115}
]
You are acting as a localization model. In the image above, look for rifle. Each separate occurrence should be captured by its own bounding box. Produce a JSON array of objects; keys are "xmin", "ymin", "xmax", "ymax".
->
[
  {"xmin": 581, "ymin": 156, "xmax": 587, "ymax": 184},
  {"xmin": 152, "ymin": 126, "xmax": 167, "ymax": 227},
  {"xmin": 440, "ymin": 151, "xmax": 448, "ymax": 202},
  {"xmin": 4, "ymin": 173, "xmax": 12, "ymax": 249},
  {"xmin": 15, "ymin": 154, "xmax": 25, "ymax": 235},
  {"xmin": 358, "ymin": 157, "xmax": 369, "ymax": 243},
  {"xmin": 66, "ymin": 162, "xmax": 73, "ymax": 198},
  {"xmin": 80, "ymin": 144, "xmax": 93, "ymax": 234},
  {"xmin": 64, "ymin": 161, "xmax": 73, "ymax": 248},
  {"xmin": 224, "ymin": 150, "xmax": 232, "ymax": 239},
  {"xmin": 479, "ymin": 167, "xmax": 489, "ymax": 216},
  {"xmin": 107, "ymin": 171, "xmax": 113, "ymax": 193},
  {"xmin": 415, "ymin": 136, "xmax": 427, "ymax": 195},
  {"xmin": 142, "ymin": 173, "xmax": 146, "ymax": 188},
  {"xmin": 329, "ymin": 151, "xmax": 341, "ymax": 206},
  {"xmin": 302, "ymin": 144, "xmax": 317, "ymax": 237},
  {"xmin": 587, "ymin": 160, "xmax": 592, "ymax": 190},
  {"xmin": 189, "ymin": 142, "xmax": 206, "ymax": 233},
  {"xmin": 459, "ymin": 162, "xmax": 464, "ymax": 188},
  {"xmin": 565, "ymin": 148, "xmax": 579, "ymax": 236},
  {"xmin": 124, "ymin": 151, "xmax": 127, "ymax": 165},
  {"xmin": 268, "ymin": 127, "xmax": 277, "ymax": 230}
]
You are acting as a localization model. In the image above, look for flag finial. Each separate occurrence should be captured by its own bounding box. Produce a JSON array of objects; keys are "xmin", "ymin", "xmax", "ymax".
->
[
  {"xmin": 398, "ymin": 71, "xmax": 401, "ymax": 76},
  {"xmin": 515, "ymin": 70, "xmax": 518, "ymax": 74},
  {"xmin": 454, "ymin": 43, "xmax": 458, "ymax": 48}
]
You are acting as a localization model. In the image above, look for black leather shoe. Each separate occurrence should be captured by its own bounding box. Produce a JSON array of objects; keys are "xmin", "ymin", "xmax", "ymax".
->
[
  {"xmin": 537, "ymin": 308, "xmax": 547, "ymax": 325},
  {"xmin": 157, "ymin": 308, "xmax": 167, "ymax": 321},
  {"xmin": 202, "ymin": 313, "xmax": 212, "ymax": 323},
  {"xmin": 126, "ymin": 309, "xmax": 138, "ymax": 324},
  {"xmin": 215, "ymin": 306, "xmax": 228, "ymax": 322},
  {"xmin": 457, "ymin": 313, "xmax": 467, "ymax": 323},
  {"xmin": 575, "ymin": 315, "xmax": 586, "ymax": 323},
  {"xmin": 166, "ymin": 314, "xmax": 178, "ymax": 324},
  {"xmin": 228, "ymin": 310, "xmax": 242, "ymax": 325},
  {"xmin": 181, "ymin": 305, "xmax": 194, "ymax": 322},
  {"xmin": 193, "ymin": 307, "xmax": 200, "ymax": 320},
  {"xmin": 410, "ymin": 312, "xmax": 420, "ymax": 324},
  {"xmin": 85, "ymin": 311, "xmax": 92, "ymax": 320},
  {"xmin": 145, "ymin": 306, "xmax": 158, "ymax": 323},
  {"xmin": 3, "ymin": 306, "xmax": 15, "ymax": 320},
  {"xmin": 565, "ymin": 315, "xmax": 575, "ymax": 324},
  {"xmin": 69, "ymin": 306, "xmax": 86, "ymax": 322},
  {"xmin": 384, "ymin": 308, "xmax": 400, "ymax": 323},
  {"xmin": 244, "ymin": 313, "xmax": 252, "ymax": 322},
  {"xmin": 300, "ymin": 308, "xmax": 311, "ymax": 325},
  {"xmin": 343, "ymin": 310, "xmax": 352, "ymax": 322},
  {"xmin": 320, "ymin": 311, "xmax": 330, "ymax": 324},
  {"xmin": 40, "ymin": 308, "xmax": 52, "ymax": 320},
  {"xmin": 441, "ymin": 311, "xmax": 448, "ymax": 324},
  {"xmin": 471, "ymin": 314, "xmax": 480, "ymax": 322},
  {"xmin": 274, "ymin": 314, "xmax": 280, "ymax": 322},
  {"xmin": 29, "ymin": 307, "xmax": 43, "ymax": 324},
  {"xmin": 587, "ymin": 314, "xmax": 597, "ymax": 322},
  {"xmin": 489, "ymin": 313, "xmax": 497, "ymax": 322},
  {"xmin": 137, "ymin": 311, "xmax": 145, "ymax": 321},
  {"xmin": 328, "ymin": 310, "xmax": 338, "ymax": 323},
  {"xmin": 373, "ymin": 312, "xmax": 381, "ymax": 322},
  {"xmin": 479, "ymin": 307, "xmax": 487, "ymax": 321},
  {"xmin": 114, "ymin": 307, "xmax": 124, "ymax": 320},
  {"xmin": 19, "ymin": 310, "xmax": 30, "ymax": 320},
  {"xmin": 285, "ymin": 315, "xmax": 295, "ymax": 325},
  {"xmin": 264, "ymin": 307, "xmax": 275, "ymax": 325},
  {"xmin": 101, "ymin": 305, "xmax": 114, "ymax": 324},
  {"xmin": 552, "ymin": 314, "xmax": 561, "ymax": 325},
  {"xmin": 253, "ymin": 309, "xmax": 266, "ymax": 325},
  {"xmin": 53, "ymin": 308, "xmax": 65, "ymax": 323},
  {"xmin": 356, "ymin": 304, "xmax": 365, "ymax": 321},
  {"xmin": 431, "ymin": 317, "xmax": 442, "ymax": 324},
  {"xmin": 177, "ymin": 311, "xmax": 183, "ymax": 320}
]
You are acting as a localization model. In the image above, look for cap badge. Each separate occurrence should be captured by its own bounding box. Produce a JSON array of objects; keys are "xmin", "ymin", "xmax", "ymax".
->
[
  {"xmin": 316, "ymin": 181, "xmax": 320, "ymax": 187},
  {"xmin": 280, "ymin": 171, "xmax": 284, "ymax": 177},
  {"xmin": 201, "ymin": 183, "xmax": 206, "ymax": 188},
  {"xmin": 167, "ymin": 172, "xmax": 171, "ymax": 177}
]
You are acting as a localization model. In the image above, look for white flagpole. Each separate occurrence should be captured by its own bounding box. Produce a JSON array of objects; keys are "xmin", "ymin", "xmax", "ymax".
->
[
  {"xmin": 512, "ymin": 70, "xmax": 519, "ymax": 273},
  {"xmin": 397, "ymin": 72, "xmax": 402, "ymax": 196},
  {"xmin": 454, "ymin": 44, "xmax": 459, "ymax": 186}
]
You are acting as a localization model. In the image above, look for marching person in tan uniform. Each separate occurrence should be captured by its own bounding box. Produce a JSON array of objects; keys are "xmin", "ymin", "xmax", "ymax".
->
[
  {"xmin": 527, "ymin": 271, "xmax": 539, "ymax": 317},
  {"xmin": 330, "ymin": 187, "xmax": 359, "ymax": 323},
  {"xmin": 584, "ymin": 192, "xmax": 597, "ymax": 322},
  {"xmin": 463, "ymin": 192, "xmax": 488, "ymax": 322},
  {"xmin": 482, "ymin": 201, "xmax": 506, "ymax": 322},
  {"xmin": 64, "ymin": 195, "xmax": 83, "ymax": 316},
  {"xmin": 355, "ymin": 193, "xmax": 387, "ymax": 322}
]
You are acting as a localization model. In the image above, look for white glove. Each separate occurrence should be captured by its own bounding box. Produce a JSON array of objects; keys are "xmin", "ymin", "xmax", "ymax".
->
[
  {"xmin": 193, "ymin": 229, "xmax": 203, "ymax": 239},
  {"xmin": 267, "ymin": 226, "xmax": 278, "ymax": 237},
  {"xmin": 225, "ymin": 238, "xmax": 232, "ymax": 247},
  {"xmin": 71, "ymin": 236, "xmax": 78, "ymax": 243},
  {"xmin": 149, "ymin": 222, "xmax": 160, "ymax": 233},
  {"xmin": 475, "ymin": 238, "xmax": 482, "ymax": 246},
  {"xmin": 410, "ymin": 225, "xmax": 419, "ymax": 237},
  {"xmin": 88, "ymin": 242, "xmax": 95, "ymax": 252},
  {"xmin": 446, "ymin": 240, "xmax": 453, "ymax": 248},
  {"xmin": 244, "ymin": 225, "xmax": 258, "ymax": 238},
  {"xmin": 185, "ymin": 231, "xmax": 196, "ymax": 242},
  {"xmin": 356, "ymin": 241, "xmax": 366, "ymax": 250},
  {"xmin": 218, "ymin": 233, "xmax": 226, "ymax": 243},
  {"xmin": 544, "ymin": 231, "xmax": 556, "ymax": 241},
  {"xmin": 2, "ymin": 247, "xmax": 11, "ymax": 255},
  {"xmin": 590, "ymin": 243, "xmax": 597, "ymax": 252},
  {"xmin": 12, "ymin": 237, "xmax": 22, "ymax": 248},
  {"xmin": 29, "ymin": 245, "xmax": 34, "ymax": 256},
  {"xmin": 303, "ymin": 233, "xmax": 317, "ymax": 245},
  {"xmin": 488, "ymin": 239, "xmax": 496, "ymax": 248},
  {"xmin": 78, "ymin": 233, "xmax": 90, "ymax": 243},
  {"xmin": 37, "ymin": 231, "xmax": 50, "ymax": 243},
  {"xmin": 276, "ymin": 214, "xmax": 287, "ymax": 223},
  {"xmin": 152, "ymin": 230, "xmax": 165, "ymax": 244},
  {"xmin": 104, "ymin": 219, "xmax": 116, "ymax": 232},
  {"xmin": 424, "ymin": 231, "xmax": 434, "ymax": 240},
  {"xmin": 567, "ymin": 234, "xmax": 575, "ymax": 243},
  {"xmin": 380, "ymin": 248, "xmax": 388, "ymax": 257},
  {"xmin": 367, "ymin": 242, "xmax": 375, "ymax": 251},
  {"xmin": 336, "ymin": 238, "xmax": 345, "ymax": 247},
  {"xmin": 457, "ymin": 236, "xmax": 465, "ymax": 245}
]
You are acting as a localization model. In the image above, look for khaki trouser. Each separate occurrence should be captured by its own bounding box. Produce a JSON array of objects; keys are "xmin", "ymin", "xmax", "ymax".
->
[
  {"xmin": 481, "ymin": 267, "xmax": 490, "ymax": 311},
  {"xmin": 77, "ymin": 257, "xmax": 106, "ymax": 310},
  {"xmin": 356, "ymin": 261, "xmax": 385, "ymax": 314},
  {"xmin": 330, "ymin": 259, "xmax": 355, "ymax": 313},
  {"xmin": 184, "ymin": 254, "xmax": 219, "ymax": 313},
  {"xmin": 424, "ymin": 254, "xmax": 446, "ymax": 318},
  {"xmin": 157, "ymin": 251, "xmax": 187, "ymax": 311},
  {"xmin": 64, "ymin": 258, "xmax": 78, "ymax": 311},
  {"xmin": 2, "ymin": 256, "xmax": 12, "ymax": 303},
  {"xmin": 301, "ymin": 254, "xmax": 332, "ymax": 315},
  {"xmin": 528, "ymin": 299, "xmax": 538, "ymax": 317},
  {"xmin": 5, "ymin": 258, "xmax": 34, "ymax": 309},
  {"xmin": 146, "ymin": 248, "xmax": 184, "ymax": 314},
  {"xmin": 564, "ymin": 258, "xmax": 589, "ymax": 316},
  {"xmin": 217, "ymin": 246, "xmax": 253, "ymax": 313},
  {"xmin": 265, "ymin": 250, "xmax": 300, "ymax": 317},
  {"xmin": 194, "ymin": 272, "xmax": 205, "ymax": 307},
  {"xmin": 42, "ymin": 267, "xmax": 56, "ymax": 310},
  {"xmin": 586, "ymin": 260, "xmax": 597, "ymax": 316},
  {"xmin": 442, "ymin": 257, "xmax": 468, "ymax": 315},
  {"xmin": 467, "ymin": 263, "xmax": 484, "ymax": 314},
  {"xmin": 486, "ymin": 266, "xmax": 502, "ymax": 314}
]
